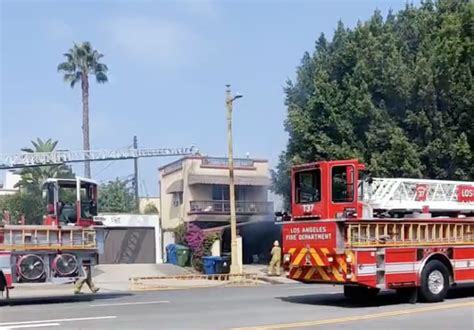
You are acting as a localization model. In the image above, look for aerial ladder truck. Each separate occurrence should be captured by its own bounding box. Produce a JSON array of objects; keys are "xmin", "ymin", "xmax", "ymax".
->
[
  {"xmin": 276, "ymin": 159, "xmax": 474, "ymax": 303},
  {"xmin": 0, "ymin": 145, "xmax": 196, "ymax": 299}
]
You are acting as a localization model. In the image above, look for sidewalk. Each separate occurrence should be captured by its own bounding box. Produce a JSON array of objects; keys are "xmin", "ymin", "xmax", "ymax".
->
[
  {"xmin": 3, "ymin": 263, "xmax": 296, "ymax": 299},
  {"xmin": 243, "ymin": 264, "xmax": 298, "ymax": 285},
  {"xmin": 93, "ymin": 263, "xmax": 193, "ymax": 291}
]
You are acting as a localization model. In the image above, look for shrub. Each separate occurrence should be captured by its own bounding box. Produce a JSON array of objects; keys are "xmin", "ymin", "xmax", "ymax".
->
[
  {"xmin": 172, "ymin": 223, "xmax": 187, "ymax": 245},
  {"xmin": 143, "ymin": 203, "xmax": 159, "ymax": 214}
]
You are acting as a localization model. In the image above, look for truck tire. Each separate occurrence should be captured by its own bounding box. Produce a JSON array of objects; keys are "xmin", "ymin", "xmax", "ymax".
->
[
  {"xmin": 344, "ymin": 285, "xmax": 380, "ymax": 300},
  {"xmin": 419, "ymin": 260, "xmax": 449, "ymax": 302}
]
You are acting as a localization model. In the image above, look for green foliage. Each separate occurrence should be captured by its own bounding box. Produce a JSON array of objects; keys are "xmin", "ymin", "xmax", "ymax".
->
[
  {"xmin": 202, "ymin": 233, "xmax": 220, "ymax": 257},
  {"xmin": 15, "ymin": 138, "xmax": 75, "ymax": 193},
  {"xmin": 0, "ymin": 192, "xmax": 44, "ymax": 225},
  {"xmin": 274, "ymin": 0, "xmax": 474, "ymax": 206},
  {"xmin": 57, "ymin": 41, "xmax": 109, "ymax": 88},
  {"xmin": 98, "ymin": 178, "xmax": 135, "ymax": 213},
  {"xmin": 191, "ymin": 232, "xmax": 220, "ymax": 273},
  {"xmin": 173, "ymin": 223, "xmax": 187, "ymax": 245},
  {"xmin": 143, "ymin": 203, "xmax": 159, "ymax": 214}
]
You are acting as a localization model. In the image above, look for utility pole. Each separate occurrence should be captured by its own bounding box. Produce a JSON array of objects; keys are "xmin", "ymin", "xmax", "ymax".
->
[
  {"xmin": 225, "ymin": 84, "xmax": 243, "ymax": 274},
  {"xmin": 133, "ymin": 135, "xmax": 139, "ymax": 212}
]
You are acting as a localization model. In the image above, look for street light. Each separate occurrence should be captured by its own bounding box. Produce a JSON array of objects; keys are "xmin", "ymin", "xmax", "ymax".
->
[{"xmin": 225, "ymin": 84, "xmax": 242, "ymax": 275}]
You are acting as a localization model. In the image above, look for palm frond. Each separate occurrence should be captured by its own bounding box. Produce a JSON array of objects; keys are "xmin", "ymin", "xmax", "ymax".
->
[
  {"xmin": 83, "ymin": 41, "xmax": 92, "ymax": 54},
  {"xmin": 94, "ymin": 63, "xmax": 108, "ymax": 73},
  {"xmin": 59, "ymin": 41, "xmax": 108, "ymax": 87},
  {"xmin": 95, "ymin": 71, "xmax": 108, "ymax": 83},
  {"xmin": 32, "ymin": 140, "xmax": 40, "ymax": 151},
  {"xmin": 63, "ymin": 53, "xmax": 73, "ymax": 62},
  {"xmin": 69, "ymin": 72, "xmax": 82, "ymax": 88},
  {"xmin": 51, "ymin": 140, "xmax": 58, "ymax": 150},
  {"xmin": 63, "ymin": 73, "xmax": 75, "ymax": 82},
  {"xmin": 57, "ymin": 61, "xmax": 75, "ymax": 73}
]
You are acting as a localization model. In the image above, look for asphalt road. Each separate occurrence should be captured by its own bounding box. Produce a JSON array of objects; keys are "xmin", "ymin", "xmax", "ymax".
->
[{"xmin": 1, "ymin": 284, "xmax": 473, "ymax": 329}]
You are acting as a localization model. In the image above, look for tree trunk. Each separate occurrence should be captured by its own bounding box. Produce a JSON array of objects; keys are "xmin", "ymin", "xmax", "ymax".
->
[{"xmin": 81, "ymin": 74, "xmax": 91, "ymax": 178}]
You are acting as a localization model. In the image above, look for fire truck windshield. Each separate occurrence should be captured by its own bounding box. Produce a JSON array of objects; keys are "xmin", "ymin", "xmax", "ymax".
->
[{"xmin": 295, "ymin": 169, "xmax": 321, "ymax": 204}]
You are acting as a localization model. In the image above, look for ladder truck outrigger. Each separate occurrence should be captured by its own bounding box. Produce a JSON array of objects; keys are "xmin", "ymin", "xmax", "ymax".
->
[{"xmin": 276, "ymin": 159, "xmax": 474, "ymax": 303}]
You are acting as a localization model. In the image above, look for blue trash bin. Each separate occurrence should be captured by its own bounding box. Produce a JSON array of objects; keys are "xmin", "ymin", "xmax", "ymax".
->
[
  {"xmin": 166, "ymin": 244, "xmax": 177, "ymax": 265},
  {"xmin": 202, "ymin": 256, "xmax": 220, "ymax": 275}
]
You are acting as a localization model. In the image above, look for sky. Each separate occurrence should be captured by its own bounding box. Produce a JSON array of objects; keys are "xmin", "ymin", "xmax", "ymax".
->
[{"xmin": 0, "ymin": 0, "xmax": 412, "ymax": 198}]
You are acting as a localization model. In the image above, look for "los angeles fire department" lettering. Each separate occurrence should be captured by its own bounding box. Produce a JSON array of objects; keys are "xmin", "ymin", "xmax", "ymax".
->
[{"xmin": 285, "ymin": 226, "xmax": 332, "ymax": 241}]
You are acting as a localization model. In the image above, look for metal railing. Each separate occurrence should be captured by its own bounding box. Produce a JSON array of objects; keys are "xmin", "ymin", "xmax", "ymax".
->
[
  {"xmin": 189, "ymin": 200, "xmax": 274, "ymax": 215},
  {"xmin": 201, "ymin": 157, "xmax": 254, "ymax": 168}
]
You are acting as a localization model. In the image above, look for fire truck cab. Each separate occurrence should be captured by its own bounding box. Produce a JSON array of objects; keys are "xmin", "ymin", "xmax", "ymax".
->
[
  {"xmin": 43, "ymin": 177, "xmax": 99, "ymax": 227},
  {"xmin": 290, "ymin": 159, "xmax": 365, "ymax": 221}
]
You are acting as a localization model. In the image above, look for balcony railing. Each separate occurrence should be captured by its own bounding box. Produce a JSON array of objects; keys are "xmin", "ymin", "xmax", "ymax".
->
[
  {"xmin": 201, "ymin": 157, "xmax": 254, "ymax": 168},
  {"xmin": 189, "ymin": 200, "xmax": 274, "ymax": 215}
]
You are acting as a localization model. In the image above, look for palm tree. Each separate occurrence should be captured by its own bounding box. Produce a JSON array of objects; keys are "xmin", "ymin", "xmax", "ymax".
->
[
  {"xmin": 57, "ymin": 42, "xmax": 108, "ymax": 178},
  {"xmin": 14, "ymin": 138, "xmax": 75, "ymax": 193}
]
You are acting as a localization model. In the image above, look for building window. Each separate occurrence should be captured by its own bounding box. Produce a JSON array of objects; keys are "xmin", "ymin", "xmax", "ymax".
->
[
  {"xmin": 173, "ymin": 192, "xmax": 183, "ymax": 207},
  {"xmin": 295, "ymin": 169, "xmax": 321, "ymax": 204},
  {"xmin": 212, "ymin": 185, "xmax": 244, "ymax": 201},
  {"xmin": 331, "ymin": 166, "xmax": 354, "ymax": 203}
]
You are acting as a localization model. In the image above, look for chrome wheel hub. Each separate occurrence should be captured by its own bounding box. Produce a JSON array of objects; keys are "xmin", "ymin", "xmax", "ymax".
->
[{"xmin": 428, "ymin": 270, "xmax": 444, "ymax": 295}]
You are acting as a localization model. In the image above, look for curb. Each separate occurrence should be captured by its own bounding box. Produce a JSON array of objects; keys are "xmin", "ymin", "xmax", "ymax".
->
[{"xmin": 257, "ymin": 276, "xmax": 288, "ymax": 285}]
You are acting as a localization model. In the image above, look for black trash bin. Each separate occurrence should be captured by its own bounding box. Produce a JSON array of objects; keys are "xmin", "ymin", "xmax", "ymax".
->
[{"xmin": 215, "ymin": 255, "xmax": 231, "ymax": 274}]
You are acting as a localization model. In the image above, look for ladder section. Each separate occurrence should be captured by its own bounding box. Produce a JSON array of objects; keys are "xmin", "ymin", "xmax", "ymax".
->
[
  {"xmin": 0, "ymin": 225, "xmax": 96, "ymax": 250},
  {"xmin": 346, "ymin": 221, "xmax": 474, "ymax": 247},
  {"xmin": 365, "ymin": 178, "xmax": 474, "ymax": 213},
  {"xmin": 0, "ymin": 146, "xmax": 197, "ymax": 169}
]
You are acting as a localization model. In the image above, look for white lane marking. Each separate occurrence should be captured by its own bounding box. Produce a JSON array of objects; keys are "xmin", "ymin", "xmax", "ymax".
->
[
  {"xmin": 0, "ymin": 323, "xmax": 60, "ymax": 329},
  {"xmin": 90, "ymin": 300, "xmax": 170, "ymax": 307},
  {"xmin": 0, "ymin": 316, "xmax": 116, "ymax": 326}
]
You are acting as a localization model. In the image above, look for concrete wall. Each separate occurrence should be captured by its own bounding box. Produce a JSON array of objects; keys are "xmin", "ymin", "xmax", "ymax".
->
[{"xmin": 160, "ymin": 164, "xmax": 185, "ymax": 230}]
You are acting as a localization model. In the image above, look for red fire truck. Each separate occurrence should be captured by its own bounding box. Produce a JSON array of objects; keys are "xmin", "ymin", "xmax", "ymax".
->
[
  {"xmin": 276, "ymin": 159, "xmax": 474, "ymax": 303},
  {"xmin": 0, "ymin": 177, "xmax": 100, "ymax": 300}
]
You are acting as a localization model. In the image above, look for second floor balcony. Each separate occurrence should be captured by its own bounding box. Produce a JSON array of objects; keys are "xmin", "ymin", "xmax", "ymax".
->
[{"xmin": 189, "ymin": 200, "xmax": 274, "ymax": 215}]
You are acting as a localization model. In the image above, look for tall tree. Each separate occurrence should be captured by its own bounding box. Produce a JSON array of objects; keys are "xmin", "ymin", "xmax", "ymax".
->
[
  {"xmin": 98, "ymin": 178, "xmax": 135, "ymax": 213},
  {"xmin": 57, "ymin": 42, "xmax": 109, "ymax": 178},
  {"xmin": 273, "ymin": 0, "xmax": 473, "ymax": 207}
]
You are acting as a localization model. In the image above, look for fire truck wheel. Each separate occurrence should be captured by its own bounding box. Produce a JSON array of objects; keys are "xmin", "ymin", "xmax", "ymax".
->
[
  {"xmin": 419, "ymin": 260, "xmax": 449, "ymax": 303},
  {"xmin": 343, "ymin": 285, "xmax": 380, "ymax": 300}
]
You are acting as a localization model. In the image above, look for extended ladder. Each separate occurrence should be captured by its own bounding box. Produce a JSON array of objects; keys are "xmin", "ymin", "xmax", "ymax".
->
[
  {"xmin": 0, "ymin": 146, "xmax": 197, "ymax": 169},
  {"xmin": 346, "ymin": 219, "xmax": 474, "ymax": 248},
  {"xmin": 363, "ymin": 178, "xmax": 474, "ymax": 213}
]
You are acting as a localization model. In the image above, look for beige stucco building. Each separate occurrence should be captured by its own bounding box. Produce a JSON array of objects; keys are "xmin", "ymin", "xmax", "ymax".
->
[{"xmin": 159, "ymin": 155, "xmax": 274, "ymax": 230}]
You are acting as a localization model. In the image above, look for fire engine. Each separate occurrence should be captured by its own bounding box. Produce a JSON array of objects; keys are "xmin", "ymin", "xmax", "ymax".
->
[
  {"xmin": 0, "ymin": 177, "xmax": 100, "ymax": 300},
  {"xmin": 276, "ymin": 159, "xmax": 474, "ymax": 303}
]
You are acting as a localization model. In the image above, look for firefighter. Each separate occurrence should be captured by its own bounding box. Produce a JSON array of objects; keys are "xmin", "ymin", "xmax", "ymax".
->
[
  {"xmin": 268, "ymin": 240, "xmax": 282, "ymax": 276},
  {"xmin": 74, "ymin": 260, "xmax": 99, "ymax": 294}
]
